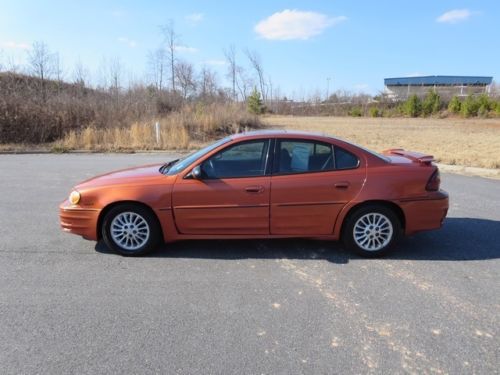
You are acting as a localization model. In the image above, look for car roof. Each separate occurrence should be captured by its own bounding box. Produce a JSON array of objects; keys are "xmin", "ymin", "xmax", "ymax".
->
[{"xmin": 230, "ymin": 129, "xmax": 336, "ymax": 141}]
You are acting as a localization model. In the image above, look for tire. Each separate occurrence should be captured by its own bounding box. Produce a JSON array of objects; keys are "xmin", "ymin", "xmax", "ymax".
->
[
  {"xmin": 342, "ymin": 204, "xmax": 402, "ymax": 258},
  {"xmin": 102, "ymin": 204, "xmax": 161, "ymax": 256}
]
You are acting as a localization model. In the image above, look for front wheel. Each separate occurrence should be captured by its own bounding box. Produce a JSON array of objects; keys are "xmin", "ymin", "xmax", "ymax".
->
[
  {"xmin": 102, "ymin": 204, "xmax": 161, "ymax": 256},
  {"xmin": 342, "ymin": 205, "xmax": 402, "ymax": 258}
]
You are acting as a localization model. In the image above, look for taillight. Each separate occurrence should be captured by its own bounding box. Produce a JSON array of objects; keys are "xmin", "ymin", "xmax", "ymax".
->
[{"xmin": 426, "ymin": 169, "xmax": 441, "ymax": 191}]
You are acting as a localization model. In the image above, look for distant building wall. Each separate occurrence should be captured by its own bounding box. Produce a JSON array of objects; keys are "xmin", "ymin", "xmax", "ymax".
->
[
  {"xmin": 384, "ymin": 76, "xmax": 493, "ymax": 100},
  {"xmin": 385, "ymin": 84, "xmax": 489, "ymax": 100}
]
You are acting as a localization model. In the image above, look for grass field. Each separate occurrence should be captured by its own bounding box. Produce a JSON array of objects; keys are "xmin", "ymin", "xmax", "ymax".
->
[
  {"xmin": 1, "ymin": 115, "xmax": 499, "ymax": 172},
  {"xmin": 262, "ymin": 116, "xmax": 500, "ymax": 169}
]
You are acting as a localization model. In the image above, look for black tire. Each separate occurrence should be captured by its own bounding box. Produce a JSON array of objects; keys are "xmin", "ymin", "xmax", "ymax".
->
[
  {"xmin": 101, "ymin": 204, "xmax": 161, "ymax": 256},
  {"xmin": 342, "ymin": 204, "xmax": 402, "ymax": 258}
]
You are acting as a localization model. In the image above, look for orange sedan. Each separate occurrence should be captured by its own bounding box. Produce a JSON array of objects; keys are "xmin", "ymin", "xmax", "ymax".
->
[{"xmin": 59, "ymin": 131, "xmax": 448, "ymax": 257}]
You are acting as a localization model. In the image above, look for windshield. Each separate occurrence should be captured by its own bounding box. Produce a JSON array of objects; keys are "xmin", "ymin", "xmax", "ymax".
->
[{"xmin": 164, "ymin": 136, "xmax": 231, "ymax": 175}]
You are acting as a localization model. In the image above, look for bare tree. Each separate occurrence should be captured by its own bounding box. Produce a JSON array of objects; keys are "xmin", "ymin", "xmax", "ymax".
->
[
  {"xmin": 27, "ymin": 41, "xmax": 56, "ymax": 100},
  {"xmin": 6, "ymin": 54, "xmax": 21, "ymax": 73},
  {"xmin": 161, "ymin": 20, "xmax": 179, "ymax": 92},
  {"xmin": 267, "ymin": 74, "xmax": 274, "ymax": 110},
  {"xmin": 54, "ymin": 53, "xmax": 64, "ymax": 83},
  {"xmin": 73, "ymin": 58, "xmax": 89, "ymax": 87},
  {"xmin": 96, "ymin": 57, "xmax": 109, "ymax": 89},
  {"xmin": 235, "ymin": 66, "xmax": 253, "ymax": 101},
  {"xmin": 198, "ymin": 66, "xmax": 218, "ymax": 100},
  {"xmin": 28, "ymin": 41, "xmax": 55, "ymax": 81},
  {"xmin": 224, "ymin": 44, "xmax": 237, "ymax": 101},
  {"xmin": 245, "ymin": 49, "xmax": 266, "ymax": 102},
  {"xmin": 147, "ymin": 48, "xmax": 167, "ymax": 91},
  {"xmin": 109, "ymin": 57, "xmax": 122, "ymax": 92},
  {"xmin": 175, "ymin": 60, "xmax": 196, "ymax": 99},
  {"xmin": 53, "ymin": 53, "xmax": 64, "ymax": 95}
]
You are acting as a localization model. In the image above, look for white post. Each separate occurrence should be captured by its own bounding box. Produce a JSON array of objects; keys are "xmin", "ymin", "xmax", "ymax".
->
[{"xmin": 155, "ymin": 121, "xmax": 160, "ymax": 145}]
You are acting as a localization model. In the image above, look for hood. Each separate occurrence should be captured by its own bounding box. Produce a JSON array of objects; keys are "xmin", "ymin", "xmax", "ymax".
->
[{"xmin": 75, "ymin": 163, "xmax": 168, "ymax": 189}]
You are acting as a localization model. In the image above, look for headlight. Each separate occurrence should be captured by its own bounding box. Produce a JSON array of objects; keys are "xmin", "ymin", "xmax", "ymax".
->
[{"xmin": 69, "ymin": 191, "xmax": 81, "ymax": 205}]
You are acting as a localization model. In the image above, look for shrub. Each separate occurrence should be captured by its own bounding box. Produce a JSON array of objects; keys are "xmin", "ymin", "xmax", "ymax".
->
[
  {"xmin": 247, "ymin": 88, "xmax": 264, "ymax": 115},
  {"xmin": 422, "ymin": 90, "xmax": 441, "ymax": 116},
  {"xmin": 461, "ymin": 95, "xmax": 480, "ymax": 118},
  {"xmin": 369, "ymin": 107, "xmax": 380, "ymax": 117},
  {"xmin": 448, "ymin": 96, "xmax": 461, "ymax": 114},
  {"xmin": 477, "ymin": 94, "xmax": 492, "ymax": 117},
  {"xmin": 403, "ymin": 94, "xmax": 421, "ymax": 117},
  {"xmin": 349, "ymin": 107, "xmax": 362, "ymax": 117},
  {"xmin": 478, "ymin": 105, "xmax": 489, "ymax": 118},
  {"xmin": 477, "ymin": 94, "xmax": 492, "ymax": 110}
]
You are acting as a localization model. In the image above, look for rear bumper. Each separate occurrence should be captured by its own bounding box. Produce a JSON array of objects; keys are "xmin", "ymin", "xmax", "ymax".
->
[
  {"xmin": 399, "ymin": 190, "xmax": 449, "ymax": 235},
  {"xmin": 59, "ymin": 200, "xmax": 100, "ymax": 240}
]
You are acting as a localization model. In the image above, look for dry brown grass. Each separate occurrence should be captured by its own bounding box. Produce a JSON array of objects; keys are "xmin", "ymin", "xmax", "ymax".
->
[
  {"xmin": 53, "ymin": 104, "xmax": 260, "ymax": 151},
  {"xmin": 262, "ymin": 116, "xmax": 500, "ymax": 169},
  {"xmin": 56, "ymin": 122, "xmax": 191, "ymax": 151}
]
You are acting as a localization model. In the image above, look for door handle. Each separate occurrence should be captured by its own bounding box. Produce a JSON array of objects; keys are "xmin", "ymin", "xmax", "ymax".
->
[
  {"xmin": 245, "ymin": 185, "xmax": 264, "ymax": 193},
  {"xmin": 334, "ymin": 181, "xmax": 350, "ymax": 189}
]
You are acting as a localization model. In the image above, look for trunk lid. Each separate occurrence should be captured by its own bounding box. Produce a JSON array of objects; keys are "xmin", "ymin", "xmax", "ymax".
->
[{"xmin": 382, "ymin": 148, "xmax": 435, "ymax": 165}]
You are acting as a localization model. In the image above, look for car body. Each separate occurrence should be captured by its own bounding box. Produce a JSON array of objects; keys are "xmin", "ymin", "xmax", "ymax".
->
[{"xmin": 59, "ymin": 130, "xmax": 448, "ymax": 257}]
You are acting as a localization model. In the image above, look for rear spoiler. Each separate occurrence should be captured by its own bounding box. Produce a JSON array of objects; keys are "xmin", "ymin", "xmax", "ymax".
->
[{"xmin": 382, "ymin": 148, "xmax": 435, "ymax": 165}]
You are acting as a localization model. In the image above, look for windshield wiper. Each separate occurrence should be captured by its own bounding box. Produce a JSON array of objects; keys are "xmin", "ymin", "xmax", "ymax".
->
[{"xmin": 159, "ymin": 159, "xmax": 179, "ymax": 174}]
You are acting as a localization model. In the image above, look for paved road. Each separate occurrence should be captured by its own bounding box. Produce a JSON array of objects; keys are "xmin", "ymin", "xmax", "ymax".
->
[{"xmin": 0, "ymin": 154, "xmax": 499, "ymax": 374}]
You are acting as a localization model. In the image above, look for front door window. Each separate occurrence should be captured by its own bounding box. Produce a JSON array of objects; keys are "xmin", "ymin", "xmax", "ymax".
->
[{"xmin": 201, "ymin": 140, "xmax": 270, "ymax": 179}]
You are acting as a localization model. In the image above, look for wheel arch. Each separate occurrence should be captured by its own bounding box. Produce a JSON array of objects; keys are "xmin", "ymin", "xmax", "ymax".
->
[
  {"xmin": 339, "ymin": 200, "xmax": 406, "ymax": 240},
  {"xmin": 97, "ymin": 200, "xmax": 164, "ymax": 240}
]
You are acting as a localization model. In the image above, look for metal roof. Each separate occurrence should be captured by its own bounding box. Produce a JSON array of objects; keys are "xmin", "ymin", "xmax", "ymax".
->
[{"xmin": 384, "ymin": 76, "xmax": 493, "ymax": 86}]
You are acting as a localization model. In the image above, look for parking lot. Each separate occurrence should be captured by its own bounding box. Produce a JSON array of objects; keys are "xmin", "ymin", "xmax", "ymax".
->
[{"xmin": 0, "ymin": 153, "xmax": 499, "ymax": 374}]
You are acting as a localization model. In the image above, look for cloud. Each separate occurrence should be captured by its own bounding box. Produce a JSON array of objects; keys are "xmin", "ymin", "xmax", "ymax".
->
[
  {"xmin": 185, "ymin": 13, "xmax": 204, "ymax": 25},
  {"xmin": 175, "ymin": 45, "xmax": 198, "ymax": 53},
  {"xmin": 1, "ymin": 41, "xmax": 31, "ymax": 50},
  {"xmin": 436, "ymin": 9, "xmax": 472, "ymax": 23},
  {"xmin": 117, "ymin": 37, "xmax": 137, "ymax": 48},
  {"xmin": 255, "ymin": 9, "xmax": 347, "ymax": 40}
]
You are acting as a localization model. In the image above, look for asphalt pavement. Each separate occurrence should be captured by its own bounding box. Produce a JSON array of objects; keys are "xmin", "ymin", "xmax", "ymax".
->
[{"xmin": 0, "ymin": 153, "xmax": 499, "ymax": 374}]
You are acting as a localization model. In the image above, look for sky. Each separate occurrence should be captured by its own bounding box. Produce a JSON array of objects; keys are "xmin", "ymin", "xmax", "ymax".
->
[{"xmin": 0, "ymin": 0, "xmax": 498, "ymax": 97}]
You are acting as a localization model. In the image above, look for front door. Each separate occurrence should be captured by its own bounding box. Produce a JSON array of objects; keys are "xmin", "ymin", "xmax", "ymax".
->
[{"xmin": 172, "ymin": 139, "xmax": 271, "ymax": 234}]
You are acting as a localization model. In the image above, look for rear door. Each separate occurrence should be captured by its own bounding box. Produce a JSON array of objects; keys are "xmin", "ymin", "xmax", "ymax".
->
[
  {"xmin": 172, "ymin": 139, "xmax": 272, "ymax": 234},
  {"xmin": 270, "ymin": 139, "xmax": 365, "ymax": 235}
]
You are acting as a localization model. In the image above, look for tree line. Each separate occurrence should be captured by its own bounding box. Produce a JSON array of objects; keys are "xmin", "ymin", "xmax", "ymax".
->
[{"xmin": 0, "ymin": 21, "xmax": 280, "ymax": 144}]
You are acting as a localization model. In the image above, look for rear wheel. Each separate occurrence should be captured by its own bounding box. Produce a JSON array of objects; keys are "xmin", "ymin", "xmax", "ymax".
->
[
  {"xmin": 342, "ymin": 205, "xmax": 402, "ymax": 258},
  {"xmin": 102, "ymin": 204, "xmax": 161, "ymax": 256}
]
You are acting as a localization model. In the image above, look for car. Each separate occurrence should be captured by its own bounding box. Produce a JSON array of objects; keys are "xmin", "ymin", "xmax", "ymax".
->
[{"xmin": 59, "ymin": 130, "xmax": 449, "ymax": 257}]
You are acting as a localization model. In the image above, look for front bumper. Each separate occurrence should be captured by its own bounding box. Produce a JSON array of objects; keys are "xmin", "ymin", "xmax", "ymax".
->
[
  {"xmin": 399, "ymin": 190, "xmax": 449, "ymax": 235},
  {"xmin": 59, "ymin": 200, "xmax": 100, "ymax": 240}
]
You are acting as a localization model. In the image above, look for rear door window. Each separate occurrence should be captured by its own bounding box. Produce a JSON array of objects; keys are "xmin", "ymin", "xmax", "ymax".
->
[
  {"xmin": 334, "ymin": 147, "xmax": 359, "ymax": 169},
  {"xmin": 274, "ymin": 140, "xmax": 334, "ymax": 174}
]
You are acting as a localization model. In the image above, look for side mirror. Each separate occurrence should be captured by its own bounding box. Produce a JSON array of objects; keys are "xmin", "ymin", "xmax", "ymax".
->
[{"xmin": 191, "ymin": 165, "xmax": 202, "ymax": 179}]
